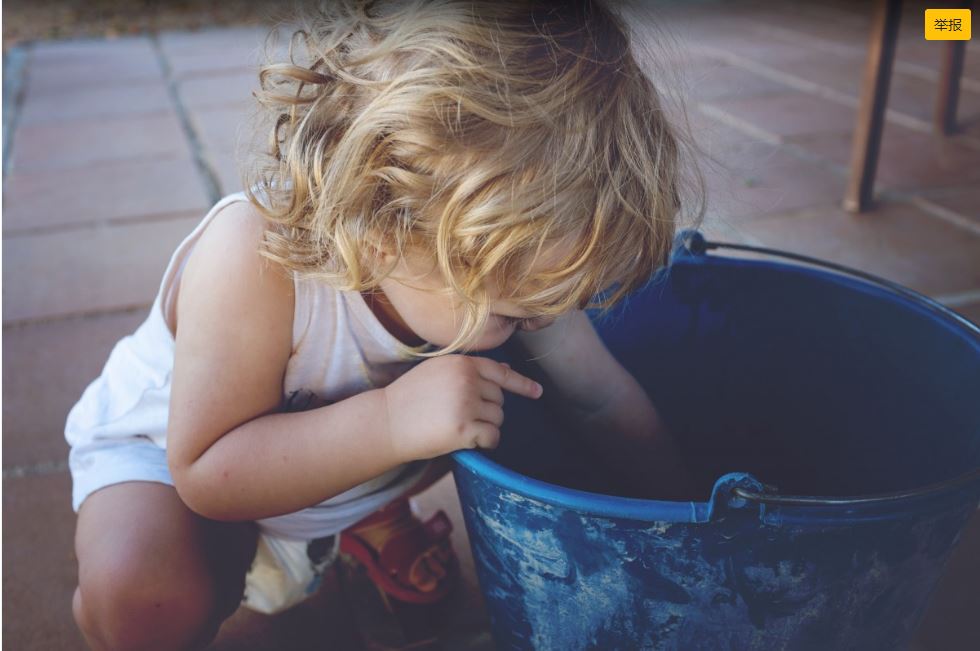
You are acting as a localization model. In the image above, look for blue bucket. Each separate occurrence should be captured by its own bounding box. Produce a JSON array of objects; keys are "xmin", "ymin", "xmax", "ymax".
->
[{"xmin": 452, "ymin": 231, "xmax": 980, "ymax": 650}]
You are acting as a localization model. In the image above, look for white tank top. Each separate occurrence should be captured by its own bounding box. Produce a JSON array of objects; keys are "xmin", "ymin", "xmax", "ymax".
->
[{"xmin": 65, "ymin": 191, "xmax": 432, "ymax": 540}]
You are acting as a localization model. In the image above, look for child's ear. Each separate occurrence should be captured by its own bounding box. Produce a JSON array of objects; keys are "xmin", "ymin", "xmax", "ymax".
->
[{"xmin": 365, "ymin": 231, "xmax": 400, "ymax": 269}]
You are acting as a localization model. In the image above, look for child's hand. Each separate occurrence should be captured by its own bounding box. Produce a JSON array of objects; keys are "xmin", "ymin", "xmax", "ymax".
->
[{"xmin": 382, "ymin": 355, "xmax": 543, "ymax": 461}]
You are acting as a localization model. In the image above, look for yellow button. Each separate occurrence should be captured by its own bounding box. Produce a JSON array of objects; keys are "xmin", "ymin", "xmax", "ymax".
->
[{"xmin": 925, "ymin": 9, "xmax": 971, "ymax": 40}]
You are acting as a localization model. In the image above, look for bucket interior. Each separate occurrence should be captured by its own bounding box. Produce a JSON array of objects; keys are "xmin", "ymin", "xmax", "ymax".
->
[{"xmin": 486, "ymin": 255, "xmax": 980, "ymax": 502}]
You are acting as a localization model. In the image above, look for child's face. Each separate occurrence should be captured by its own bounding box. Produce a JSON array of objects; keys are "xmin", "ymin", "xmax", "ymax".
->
[{"xmin": 369, "ymin": 250, "xmax": 558, "ymax": 351}]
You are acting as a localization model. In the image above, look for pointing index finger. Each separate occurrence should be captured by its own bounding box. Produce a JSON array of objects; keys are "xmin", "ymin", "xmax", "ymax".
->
[{"xmin": 475, "ymin": 358, "xmax": 542, "ymax": 399}]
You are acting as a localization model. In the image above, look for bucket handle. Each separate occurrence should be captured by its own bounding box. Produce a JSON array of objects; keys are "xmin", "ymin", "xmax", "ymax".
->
[
  {"xmin": 731, "ymin": 466, "xmax": 980, "ymax": 507},
  {"xmin": 678, "ymin": 232, "xmax": 980, "ymax": 339},
  {"xmin": 677, "ymin": 232, "xmax": 980, "ymax": 507}
]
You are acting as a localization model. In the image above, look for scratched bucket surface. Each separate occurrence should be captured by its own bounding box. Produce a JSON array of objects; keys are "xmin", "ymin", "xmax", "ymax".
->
[{"xmin": 451, "ymin": 232, "xmax": 980, "ymax": 651}]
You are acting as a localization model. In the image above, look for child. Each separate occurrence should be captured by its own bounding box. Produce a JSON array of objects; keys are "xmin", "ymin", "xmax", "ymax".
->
[{"xmin": 65, "ymin": 0, "xmax": 699, "ymax": 648}]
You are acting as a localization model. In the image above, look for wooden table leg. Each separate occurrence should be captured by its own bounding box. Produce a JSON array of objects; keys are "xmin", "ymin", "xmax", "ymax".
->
[
  {"xmin": 935, "ymin": 0, "xmax": 973, "ymax": 135},
  {"xmin": 935, "ymin": 40, "xmax": 968, "ymax": 135},
  {"xmin": 844, "ymin": 0, "xmax": 903, "ymax": 214}
]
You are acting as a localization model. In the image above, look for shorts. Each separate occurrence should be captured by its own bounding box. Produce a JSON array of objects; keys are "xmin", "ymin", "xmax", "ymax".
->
[{"xmin": 69, "ymin": 437, "xmax": 405, "ymax": 614}]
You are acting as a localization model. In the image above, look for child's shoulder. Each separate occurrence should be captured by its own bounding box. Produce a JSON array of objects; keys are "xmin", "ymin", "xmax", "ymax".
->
[
  {"xmin": 201, "ymin": 196, "xmax": 271, "ymax": 245},
  {"xmin": 193, "ymin": 198, "xmax": 288, "ymax": 279},
  {"xmin": 176, "ymin": 197, "xmax": 295, "ymax": 333}
]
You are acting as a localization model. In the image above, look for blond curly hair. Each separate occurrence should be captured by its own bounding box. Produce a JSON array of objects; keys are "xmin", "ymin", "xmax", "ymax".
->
[{"xmin": 242, "ymin": 0, "xmax": 704, "ymax": 355}]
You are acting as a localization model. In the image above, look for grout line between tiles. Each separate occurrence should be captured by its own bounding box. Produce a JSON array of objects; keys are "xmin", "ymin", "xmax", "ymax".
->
[
  {"xmin": 149, "ymin": 33, "xmax": 223, "ymax": 204},
  {"xmin": 2, "ymin": 459, "xmax": 70, "ymax": 479},
  {"xmin": 2, "ymin": 303, "xmax": 153, "ymax": 331},
  {"xmin": 2, "ymin": 208, "xmax": 206, "ymax": 239},
  {"xmin": 907, "ymin": 196, "xmax": 980, "ymax": 238},
  {"xmin": 738, "ymin": 17, "xmax": 980, "ymax": 94},
  {"xmin": 687, "ymin": 44, "xmax": 980, "ymax": 151},
  {"xmin": 932, "ymin": 289, "xmax": 980, "ymax": 309},
  {"xmin": 2, "ymin": 43, "xmax": 30, "ymax": 178}
]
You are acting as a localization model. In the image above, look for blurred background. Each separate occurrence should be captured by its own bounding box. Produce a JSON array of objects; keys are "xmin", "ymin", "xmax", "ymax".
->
[
  {"xmin": 2, "ymin": 0, "xmax": 285, "ymax": 49},
  {"xmin": 3, "ymin": 0, "xmax": 978, "ymax": 649}
]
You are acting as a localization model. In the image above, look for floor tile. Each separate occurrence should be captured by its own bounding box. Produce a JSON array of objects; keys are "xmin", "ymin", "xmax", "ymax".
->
[
  {"xmin": 761, "ymin": 47, "xmax": 980, "ymax": 128},
  {"xmin": 28, "ymin": 34, "xmax": 156, "ymax": 60},
  {"xmin": 3, "ymin": 157, "xmax": 210, "ymax": 233},
  {"xmin": 896, "ymin": 30, "xmax": 980, "ymax": 79},
  {"xmin": 886, "ymin": 71, "xmax": 980, "ymax": 128},
  {"xmin": 3, "ymin": 310, "xmax": 148, "ymax": 468},
  {"xmin": 677, "ymin": 58, "xmax": 791, "ymax": 104},
  {"xmin": 157, "ymin": 26, "xmax": 273, "ymax": 52},
  {"xmin": 704, "ymin": 91, "xmax": 858, "ymax": 139},
  {"xmin": 158, "ymin": 26, "xmax": 279, "ymax": 79},
  {"xmin": 916, "ymin": 186, "xmax": 980, "ymax": 225},
  {"xmin": 19, "ymin": 78, "xmax": 172, "ymax": 125},
  {"xmin": 25, "ymin": 37, "xmax": 163, "ymax": 96},
  {"xmin": 701, "ymin": 145, "xmax": 847, "ymax": 222},
  {"xmin": 9, "ymin": 112, "xmax": 192, "ymax": 173},
  {"xmin": 207, "ymin": 148, "xmax": 247, "ymax": 196},
  {"xmin": 788, "ymin": 127, "xmax": 980, "ymax": 191},
  {"xmin": 188, "ymin": 105, "xmax": 253, "ymax": 154},
  {"xmin": 688, "ymin": 109, "xmax": 771, "ymax": 157},
  {"xmin": 178, "ymin": 71, "xmax": 259, "ymax": 110},
  {"xmin": 2, "ymin": 215, "xmax": 201, "ymax": 323},
  {"xmin": 739, "ymin": 199, "xmax": 980, "ymax": 298},
  {"xmin": 670, "ymin": 19, "xmax": 820, "ymax": 65},
  {"xmin": 2, "ymin": 472, "xmax": 87, "ymax": 651}
]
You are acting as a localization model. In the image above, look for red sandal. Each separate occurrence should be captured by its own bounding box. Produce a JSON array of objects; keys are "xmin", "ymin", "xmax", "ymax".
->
[{"xmin": 339, "ymin": 497, "xmax": 459, "ymax": 607}]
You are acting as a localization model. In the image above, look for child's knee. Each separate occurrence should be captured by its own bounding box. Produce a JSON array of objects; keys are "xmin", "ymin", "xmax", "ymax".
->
[{"xmin": 74, "ymin": 556, "xmax": 222, "ymax": 650}]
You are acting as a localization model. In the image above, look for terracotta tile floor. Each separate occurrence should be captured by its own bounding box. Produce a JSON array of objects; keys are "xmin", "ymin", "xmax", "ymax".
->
[{"xmin": 3, "ymin": 0, "xmax": 977, "ymax": 649}]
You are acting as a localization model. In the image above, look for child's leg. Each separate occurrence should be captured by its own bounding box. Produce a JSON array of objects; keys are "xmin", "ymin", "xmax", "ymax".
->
[{"xmin": 72, "ymin": 481, "xmax": 257, "ymax": 651}]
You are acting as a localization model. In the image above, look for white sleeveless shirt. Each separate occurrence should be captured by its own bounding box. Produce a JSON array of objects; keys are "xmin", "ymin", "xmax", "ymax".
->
[{"xmin": 65, "ymin": 191, "xmax": 431, "ymax": 540}]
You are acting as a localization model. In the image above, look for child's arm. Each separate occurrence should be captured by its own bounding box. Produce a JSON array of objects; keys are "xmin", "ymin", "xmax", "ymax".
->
[
  {"xmin": 511, "ymin": 310, "xmax": 697, "ymax": 500},
  {"xmin": 167, "ymin": 202, "xmax": 541, "ymax": 521}
]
